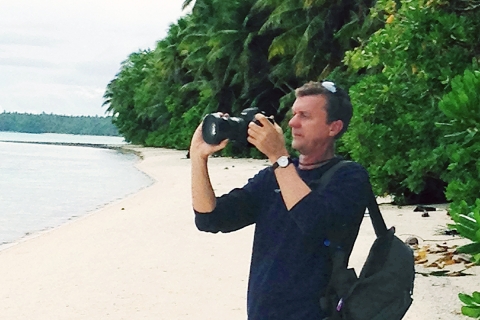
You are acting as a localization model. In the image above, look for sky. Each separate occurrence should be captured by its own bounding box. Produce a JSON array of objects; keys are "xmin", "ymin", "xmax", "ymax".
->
[{"xmin": 0, "ymin": 0, "xmax": 190, "ymax": 116}]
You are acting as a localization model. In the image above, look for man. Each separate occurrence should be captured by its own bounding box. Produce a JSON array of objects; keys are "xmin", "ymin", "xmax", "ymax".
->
[{"xmin": 189, "ymin": 81, "xmax": 370, "ymax": 319}]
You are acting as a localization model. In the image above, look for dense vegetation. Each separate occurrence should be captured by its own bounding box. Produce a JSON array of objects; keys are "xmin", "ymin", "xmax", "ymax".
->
[
  {"xmin": 103, "ymin": 1, "xmax": 479, "ymax": 316},
  {"xmin": 440, "ymin": 68, "xmax": 480, "ymax": 319},
  {"xmin": 341, "ymin": 0, "xmax": 480, "ymax": 204},
  {"xmin": 0, "ymin": 112, "xmax": 119, "ymax": 136},
  {"xmin": 103, "ymin": 0, "xmax": 379, "ymax": 154}
]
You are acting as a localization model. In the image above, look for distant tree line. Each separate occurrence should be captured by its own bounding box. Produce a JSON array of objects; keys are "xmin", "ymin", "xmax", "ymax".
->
[{"xmin": 0, "ymin": 112, "xmax": 119, "ymax": 136}]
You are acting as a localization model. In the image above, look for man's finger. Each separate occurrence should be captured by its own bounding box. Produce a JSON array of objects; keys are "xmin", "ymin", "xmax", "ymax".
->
[
  {"xmin": 273, "ymin": 122, "xmax": 283, "ymax": 134},
  {"xmin": 247, "ymin": 135, "xmax": 258, "ymax": 147},
  {"xmin": 253, "ymin": 113, "xmax": 273, "ymax": 127},
  {"xmin": 219, "ymin": 138, "xmax": 229, "ymax": 147}
]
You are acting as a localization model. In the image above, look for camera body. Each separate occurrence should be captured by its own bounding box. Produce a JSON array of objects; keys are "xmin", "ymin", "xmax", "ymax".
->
[{"xmin": 202, "ymin": 107, "xmax": 272, "ymax": 146}]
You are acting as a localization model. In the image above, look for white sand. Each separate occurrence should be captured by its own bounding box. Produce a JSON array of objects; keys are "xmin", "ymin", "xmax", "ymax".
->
[{"xmin": 0, "ymin": 146, "xmax": 477, "ymax": 319}]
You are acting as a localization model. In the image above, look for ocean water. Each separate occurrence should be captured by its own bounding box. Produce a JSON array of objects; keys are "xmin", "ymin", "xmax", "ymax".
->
[{"xmin": 0, "ymin": 132, "xmax": 153, "ymax": 249}]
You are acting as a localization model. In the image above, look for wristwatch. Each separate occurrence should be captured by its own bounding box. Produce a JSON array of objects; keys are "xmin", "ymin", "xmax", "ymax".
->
[{"xmin": 272, "ymin": 156, "xmax": 293, "ymax": 170}]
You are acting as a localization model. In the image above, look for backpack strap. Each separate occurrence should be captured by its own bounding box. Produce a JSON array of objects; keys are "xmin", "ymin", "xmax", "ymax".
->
[
  {"xmin": 314, "ymin": 160, "xmax": 390, "ymax": 318},
  {"xmin": 366, "ymin": 187, "xmax": 388, "ymax": 237},
  {"xmin": 314, "ymin": 160, "xmax": 360, "ymax": 315},
  {"xmin": 314, "ymin": 160, "xmax": 389, "ymax": 238}
]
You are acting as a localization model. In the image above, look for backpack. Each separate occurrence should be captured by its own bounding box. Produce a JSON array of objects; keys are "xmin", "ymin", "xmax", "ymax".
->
[{"xmin": 316, "ymin": 161, "xmax": 415, "ymax": 320}]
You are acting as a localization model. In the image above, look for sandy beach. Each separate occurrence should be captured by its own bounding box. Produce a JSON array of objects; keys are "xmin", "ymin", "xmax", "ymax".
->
[{"xmin": 0, "ymin": 146, "xmax": 477, "ymax": 319}]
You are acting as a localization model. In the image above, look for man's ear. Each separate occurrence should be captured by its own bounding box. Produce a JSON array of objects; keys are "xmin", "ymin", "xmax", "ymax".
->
[{"xmin": 329, "ymin": 120, "xmax": 344, "ymax": 137}]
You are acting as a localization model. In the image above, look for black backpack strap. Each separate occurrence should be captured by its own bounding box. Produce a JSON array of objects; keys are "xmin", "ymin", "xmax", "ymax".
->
[
  {"xmin": 314, "ymin": 160, "xmax": 390, "ymax": 318},
  {"xmin": 314, "ymin": 160, "xmax": 389, "ymax": 238},
  {"xmin": 309, "ymin": 159, "xmax": 350, "ymax": 191},
  {"xmin": 314, "ymin": 161, "xmax": 358, "ymax": 316},
  {"xmin": 366, "ymin": 187, "xmax": 388, "ymax": 237},
  {"xmin": 313, "ymin": 160, "xmax": 355, "ymax": 249}
]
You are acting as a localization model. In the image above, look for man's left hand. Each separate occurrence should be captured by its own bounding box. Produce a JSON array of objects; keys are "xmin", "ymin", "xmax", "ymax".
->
[{"xmin": 247, "ymin": 114, "xmax": 289, "ymax": 163}]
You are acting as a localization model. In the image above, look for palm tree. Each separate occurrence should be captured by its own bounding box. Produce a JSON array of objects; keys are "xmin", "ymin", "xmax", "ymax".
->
[
  {"xmin": 102, "ymin": 50, "xmax": 154, "ymax": 143},
  {"xmin": 254, "ymin": 0, "xmax": 376, "ymax": 86}
]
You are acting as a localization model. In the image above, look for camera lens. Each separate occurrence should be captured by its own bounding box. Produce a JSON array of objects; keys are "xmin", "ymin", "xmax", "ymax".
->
[
  {"xmin": 201, "ymin": 107, "xmax": 269, "ymax": 146},
  {"xmin": 202, "ymin": 114, "xmax": 231, "ymax": 145}
]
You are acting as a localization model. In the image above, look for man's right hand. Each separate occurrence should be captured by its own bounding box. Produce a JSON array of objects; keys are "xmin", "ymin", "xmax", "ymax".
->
[
  {"xmin": 189, "ymin": 117, "xmax": 228, "ymax": 160},
  {"xmin": 190, "ymin": 117, "xmax": 228, "ymax": 213}
]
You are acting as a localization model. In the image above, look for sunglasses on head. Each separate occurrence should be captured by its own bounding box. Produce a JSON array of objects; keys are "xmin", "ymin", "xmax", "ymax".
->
[{"xmin": 321, "ymin": 81, "xmax": 337, "ymax": 93}]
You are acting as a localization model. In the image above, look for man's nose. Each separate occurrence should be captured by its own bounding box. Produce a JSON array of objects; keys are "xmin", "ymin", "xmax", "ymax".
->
[{"xmin": 288, "ymin": 116, "xmax": 298, "ymax": 128}]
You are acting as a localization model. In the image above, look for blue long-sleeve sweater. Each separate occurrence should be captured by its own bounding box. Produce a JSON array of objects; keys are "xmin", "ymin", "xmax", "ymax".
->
[{"xmin": 195, "ymin": 158, "xmax": 370, "ymax": 319}]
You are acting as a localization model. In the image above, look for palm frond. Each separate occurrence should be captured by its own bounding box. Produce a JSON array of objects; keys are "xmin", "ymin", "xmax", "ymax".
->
[
  {"xmin": 182, "ymin": 0, "xmax": 195, "ymax": 10},
  {"xmin": 268, "ymin": 24, "xmax": 305, "ymax": 59},
  {"xmin": 259, "ymin": 2, "xmax": 304, "ymax": 33}
]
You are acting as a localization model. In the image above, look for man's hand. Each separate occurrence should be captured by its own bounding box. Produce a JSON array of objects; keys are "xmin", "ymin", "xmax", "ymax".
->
[
  {"xmin": 190, "ymin": 115, "xmax": 229, "ymax": 213},
  {"xmin": 189, "ymin": 115, "xmax": 228, "ymax": 160},
  {"xmin": 247, "ymin": 113, "xmax": 289, "ymax": 163}
]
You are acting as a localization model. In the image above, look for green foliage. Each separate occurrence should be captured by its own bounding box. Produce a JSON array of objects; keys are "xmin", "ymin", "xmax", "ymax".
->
[
  {"xmin": 459, "ymin": 292, "xmax": 480, "ymax": 318},
  {"xmin": 255, "ymin": 0, "xmax": 378, "ymax": 87},
  {"xmin": 342, "ymin": 0, "xmax": 480, "ymax": 203},
  {"xmin": 439, "ymin": 68, "xmax": 480, "ymax": 204},
  {"xmin": 0, "ymin": 112, "xmax": 118, "ymax": 136},
  {"xmin": 434, "ymin": 52, "xmax": 480, "ymax": 319},
  {"xmin": 103, "ymin": 0, "xmax": 381, "ymax": 156},
  {"xmin": 103, "ymin": 50, "xmax": 155, "ymax": 144},
  {"xmin": 448, "ymin": 199, "xmax": 480, "ymax": 263},
  {"xmin": 439, "ymin": 67, "xmax": 480, "ymax": 274}
]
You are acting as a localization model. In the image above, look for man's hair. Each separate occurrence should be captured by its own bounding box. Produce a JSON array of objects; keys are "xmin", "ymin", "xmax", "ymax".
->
[{"xmin": 295, "ymin": 81, "xmax": 353, "ymax": 139}]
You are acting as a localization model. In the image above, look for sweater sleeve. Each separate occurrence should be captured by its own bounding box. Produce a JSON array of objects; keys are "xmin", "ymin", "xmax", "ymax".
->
[
  {"xmin": 194, "ymin": 168, "xmax": 270, "ymax": 233},
  {"xmin": 287, "ymin": 162, "xmax": 370, "ymax": 238}
]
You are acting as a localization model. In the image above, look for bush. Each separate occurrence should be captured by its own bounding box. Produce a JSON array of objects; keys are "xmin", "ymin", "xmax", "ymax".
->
[
  {"xmin": 438, "ymin": 65, "xmax": 480, "ymax": 319},
  {"xmin": 341, "ymin": 0, "xmax": 480, "ymax": 204},
  {"xmin": 439, "ymin": 67, "xmax": 480, "ymax": 260},
  {"xmin": 439, "ymin": 68, "xmax": 480, "ymax": 205}
]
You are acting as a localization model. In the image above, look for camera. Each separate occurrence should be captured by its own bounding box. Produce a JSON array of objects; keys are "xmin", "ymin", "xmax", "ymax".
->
[{"xmin": 202, "ymin": 107, "xmax": 273, "ymax": 145}]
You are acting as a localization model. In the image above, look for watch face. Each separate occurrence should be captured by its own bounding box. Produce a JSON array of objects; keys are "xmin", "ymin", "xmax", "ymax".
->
[{"xmin": 278, "ymin": 156, "xmax": 289, "ymax": 167}]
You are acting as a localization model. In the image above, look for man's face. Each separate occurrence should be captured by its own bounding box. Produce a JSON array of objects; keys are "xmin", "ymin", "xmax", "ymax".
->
[{"xmin": 288, "ymin": 95, "xmax": 340, "ymax": 154}]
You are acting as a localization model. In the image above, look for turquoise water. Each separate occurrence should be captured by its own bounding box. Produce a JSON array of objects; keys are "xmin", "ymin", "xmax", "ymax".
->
[{"xmin": 0, "ymin": 132, "xmax": 153, "ymax": 248}]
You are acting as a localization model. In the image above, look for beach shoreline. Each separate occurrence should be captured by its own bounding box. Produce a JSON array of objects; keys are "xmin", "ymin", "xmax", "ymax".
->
[
  {"xmin": 0, "ymin": 139, "xmax": 128, "ymax": 151},
  {"xmin": 0, "ymin": 144, "xmax": 149, "ymax": 254},
  {"xmin": 0, "ymin": 140, "xmax": 154, "ymax": 251},
  {"xmin": 0, "ymin": 146, "xmax": 477, "ymax": 319}
]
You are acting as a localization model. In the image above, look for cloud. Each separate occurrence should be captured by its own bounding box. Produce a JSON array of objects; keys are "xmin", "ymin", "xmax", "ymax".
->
[
  {"xmin": 0, "ymin": 57, "xmax": 59, "ymax": 69},
  {"xmin": 0, "ymin": 81, "xmax": 108, "ymax": 116},
  {"xmin": 0, "ymin": 0, "xmax": 189, "ymax": 116},
  {"xmin": 0, "ymin": 33, "xmax": 61, "ymax": 47}
]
